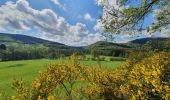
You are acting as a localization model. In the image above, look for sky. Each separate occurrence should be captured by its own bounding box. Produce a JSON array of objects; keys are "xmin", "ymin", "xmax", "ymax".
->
[{"xmin": 0, "ymin": 0, "xmax": 169, "ymax": 46}]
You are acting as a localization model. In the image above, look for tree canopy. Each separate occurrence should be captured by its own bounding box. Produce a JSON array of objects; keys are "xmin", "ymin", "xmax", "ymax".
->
[
  {"xmin": 0, "ymin": 44, "xmax": 6, "ymax": 50},
  {"xmin": 99, "ymin": 0, "xmax": 170, "ymax": 35}
]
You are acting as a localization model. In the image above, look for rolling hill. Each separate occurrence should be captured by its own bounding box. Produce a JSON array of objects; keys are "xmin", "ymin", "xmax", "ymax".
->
[
  {"xmin": 130, "ymin": 37, "xmax": 167, "ymax": 45},
  {"xmin": 0, "ymin": 33, "xmax": 170, "ymax": 53},
  {"xmin": 87, "ymin": 37, "xmax": 170, "ymax": 57},
  {"xmin": 0, "ymin": 33, "xmax": 84, "ymax": 51},
  {"xmin": 0, "ymin": 33, "xmax": 66, "ymax": 46},
  {"xmin": 87, "ymin": 37, "xmax": 170, "ymax": 50}
]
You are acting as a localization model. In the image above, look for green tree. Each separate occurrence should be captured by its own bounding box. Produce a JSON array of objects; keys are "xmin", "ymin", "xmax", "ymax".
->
[
  {"xmin": 0, "ymin": 44, "xmax": 6, "ymax": 50},
  {"xmin": 99, "ymin": 0, "xmax": 170, "ymax": 34}
]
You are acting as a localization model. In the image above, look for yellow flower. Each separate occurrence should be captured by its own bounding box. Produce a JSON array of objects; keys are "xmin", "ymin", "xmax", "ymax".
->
[
  {"xmin": 47, "ymin": 96, "xmax": 54, "ymax": 100},
  {"xmin": 138, "ymin": 90, "xmax": 142, "ymax": 96},
  {"xmin": 132, "ymin": 95, "xmax": 136, "ymax": 100},
  {"xmin": 11, "ymin": 96, "xmax": 18, "ymax": 100},
  {"xmin": 163, "ymin": 93, "xmax": 170, "ymax": 100},
  {"xmin": 151, "ymin": 80, "xmax": 157, "ymax": 87},
  {"xmin": 165, "ymin": 85, "xmax": 170, "ymax": 92},
  {"xmin": 152, "ymin": 89, "xmax": 155, "ymax": 93},
  {"xmin": 152, "ymin": 70, "xmax": 158, "ymax": 77},
  {"xmin": 131, "ymin": 80, "xmax": 138, "ymax": 85},
  {"xmin": 33, "ymin": 82, "xmax": 41, "ymax": 90},
  {"xmin": 37, "ymin": 96, "xmax": 42, "ymax": 100}
]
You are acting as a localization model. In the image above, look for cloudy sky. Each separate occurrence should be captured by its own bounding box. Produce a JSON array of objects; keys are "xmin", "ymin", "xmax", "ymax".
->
[{"xmin": 0, "ymin": 0, "xmax": 169, "ymax": 46}]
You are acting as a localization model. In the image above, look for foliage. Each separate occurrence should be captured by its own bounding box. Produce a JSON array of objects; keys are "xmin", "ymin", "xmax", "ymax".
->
[
  {"xmin": 0, "ymin": 44, "xmax": 6, "ymax": 50},
  {"xmin": 99, "ymin": 0, "xmax": 170, "ymax": 34},
  {"xmin": 7, "ymin": 53, "xmax": 91, "ymax": 99},
  {"xmin": 0, "ymin": 48, "xmax": 48, "ymax": 61},
  {"xmin": 0, "ymin": 45, "xmax": 85, "ymax": 61},
  {"xmin": 1, "ymin": 52, "xmax": 170, "ymax": 99},
  {"xmin": 109, "ymin": 57, "xmax": 126, "ymax": 61},
  {"xmin": 88, "ymin": 41, "xmax": 130, "ymax": 57},
  {"xmin": 85, "ymin": 52, "xmax": 170, "ymax": 99}
]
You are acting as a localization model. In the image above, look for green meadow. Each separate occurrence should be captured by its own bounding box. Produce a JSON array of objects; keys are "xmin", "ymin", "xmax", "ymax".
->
[{"xmin": 0, "ymin": 59, "xmax": 123, "ymax": 96}]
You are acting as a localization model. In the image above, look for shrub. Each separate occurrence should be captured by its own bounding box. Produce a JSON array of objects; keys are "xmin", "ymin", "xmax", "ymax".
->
[
  {"xmin": 2, "ymin": 52, "xmax": 170, "ymax": 100},
  {"xmin": 99, "ymin": 57, "xmax": 105, "ymax": 61},
  {"xmin": 85, "ymin": 52, "xmax": 170, "ymax": 99},
  {"xmin": 86, "ymin": 58, "xmax": 90, "ymax": 61},
  {"xmin": 91, "ymin": 57, "xmax": 105, "ymax": 61},
  {"xmin": 109, "ymin": 57, "xmax": 126, "ymax": 61},
  {"xmin": 91, "ymin": 57, "xmax": 96, "ymax": 61}
]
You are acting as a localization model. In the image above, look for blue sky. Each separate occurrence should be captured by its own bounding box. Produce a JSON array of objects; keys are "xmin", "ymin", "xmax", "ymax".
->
[
  {"xmin": 30, "ymin": 0, "xmax": 102, "ymax": 31},
  {"xmin": 0, "ymin": 0, "xmax": 102, "ymax": 32},
  {"xmin": 0, "ymin": 0, "xmax": 105, "ymax": 46},
  {"xmin": 0, "ymin": 0, "xmax": 167, "ymax": 46}
]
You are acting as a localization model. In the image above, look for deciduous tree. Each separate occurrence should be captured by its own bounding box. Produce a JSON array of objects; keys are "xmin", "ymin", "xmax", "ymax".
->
[{"xmin": 98, "ymin": 0, "xmax": 170, "ymax": 34}]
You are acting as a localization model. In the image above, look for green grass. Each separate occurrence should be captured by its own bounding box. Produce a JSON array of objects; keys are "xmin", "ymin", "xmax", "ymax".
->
[
  {"xmin": 0, "ymin": 59, "xmax": 123, "ymax": 96},
  {"xmin": 82, "ymin": 55, "xmax": 126, "ymax": 61}
]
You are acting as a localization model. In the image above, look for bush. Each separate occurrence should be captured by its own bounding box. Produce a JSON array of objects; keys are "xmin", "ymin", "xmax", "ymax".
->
[
  {"xmin": 2, "ymin": 52, "xmax": 170, "ymax": 100},
  {"xmin": 85, "ymin": 52, "xmax": 170, "ymax": 99},
  {"xmin": 99, "ymin": 57, "xmax": 105, "ymax": 61},
  {"xmin": 109, "ymin": 57, "xmax": 126, "ymax": 61},
  {"xmin": 91, "ymin": 57, "xmax": 105, "ymax": 61},
  {"xmin": 86, "ymin": 58, "xmax": 90, "ymax": 61},
  {"xmin": 91, "ymin": 57, "xmax": 96, "ymax": 61}
]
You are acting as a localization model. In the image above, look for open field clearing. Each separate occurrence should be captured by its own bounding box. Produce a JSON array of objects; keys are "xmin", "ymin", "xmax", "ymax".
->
[{"xmin": 0, "ymin": 59, "xmax": 123, "ymax": 96}]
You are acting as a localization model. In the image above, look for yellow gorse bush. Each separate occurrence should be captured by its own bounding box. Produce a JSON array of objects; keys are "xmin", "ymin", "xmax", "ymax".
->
[
  {"xmin": 85, "ymin": 52, "xmax": 170, "ymax": 100},
  {"xmin": 1, "ymin": 52, "xmax": 170, "ymax": 100}
]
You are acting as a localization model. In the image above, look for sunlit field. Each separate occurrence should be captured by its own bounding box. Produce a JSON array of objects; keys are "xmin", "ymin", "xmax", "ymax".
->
[{"xmin": 0, "ymin": 58, "xmax": 123, "ymax": 96}]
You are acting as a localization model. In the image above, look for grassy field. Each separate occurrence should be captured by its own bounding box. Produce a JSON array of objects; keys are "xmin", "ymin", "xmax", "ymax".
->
[{"xmin": 0, "ymin": 59, "xmax": 123, "ymax": 96}]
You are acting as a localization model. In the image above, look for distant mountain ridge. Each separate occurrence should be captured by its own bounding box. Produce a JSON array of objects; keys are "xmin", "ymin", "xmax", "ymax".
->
[
  {"xmin": 0, "ymin": 33, "xmax": 63, "ymax": 45},
  {"xmin": 1, "ymin": 33, "xmax": 169, "ymax": 61},
  {"xmin": 130, "ymin": 37, "xmax": 168, "ymax": 45},
  {"xmin": 0, "ymin": 33, "xmax": 169, "ymax": 50},
  {"xmin": 89, "ymin": 41, "xmax": 132, "ymax": 48},
  {"xmin": 0, "ymin": 33, "xmax": 86, "ymax": 53}
]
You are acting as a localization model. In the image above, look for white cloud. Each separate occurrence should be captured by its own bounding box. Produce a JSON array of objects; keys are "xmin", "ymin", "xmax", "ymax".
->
[
  {"xmin": 51, "ymin": 0, "xmax": 60, "ymax": 6},
  {"xmin": 93, "ymin": 19, "xmax": 104, "ymax": 32},
  {"xmin": 94, "ymin": 0, "xmax": 129, "ymax": 35},
  {"xmin": 0, "ymin": 0, "xmax": 103, "ymax": 46},
  {"xmin": 84, "ymin": 13, "xmax": 95, "ymax": 22},
  {"xmin": 96, "ymin": 0, "xmax": 105, "ymax": 6},
  {"xmin": 96, "ymin": 0, "xmax": 119, "ymax": 9},
  {"xmin": 50, "ymin": 0, "xmax": 65, "ymax": 10},
  {"xmin": 42, "ymin": 23, "xmax": 104, "ymax": 46}
]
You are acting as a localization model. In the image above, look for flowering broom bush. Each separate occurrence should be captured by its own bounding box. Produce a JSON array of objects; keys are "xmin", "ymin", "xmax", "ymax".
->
[
  {"xmin": 84, "ymin": 52, "xmax": 170, "ymax": 100},
  {"xmin": 1, "ymin": 52, "xmax": 170, "ymax": 100}
]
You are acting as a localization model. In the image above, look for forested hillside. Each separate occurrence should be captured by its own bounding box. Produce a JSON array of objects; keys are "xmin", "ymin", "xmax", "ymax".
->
[
  {"xmin": 1, "ymin": 33, "xmax": 170, "ymax": 61},
  {"xmin": 0, "ymin": 33, "xmax": 85, "ymax": 61}
]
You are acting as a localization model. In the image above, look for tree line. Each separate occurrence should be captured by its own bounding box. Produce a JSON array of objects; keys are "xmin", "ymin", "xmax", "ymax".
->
[{"xmin": 0, "ymin": 44, "xmax": 85, "ymax": 61}]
